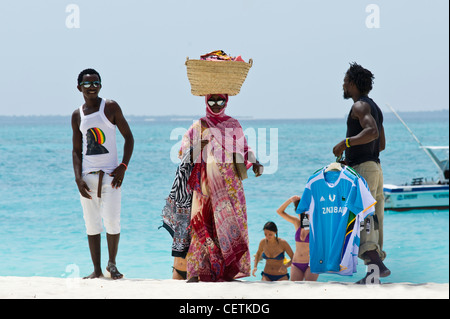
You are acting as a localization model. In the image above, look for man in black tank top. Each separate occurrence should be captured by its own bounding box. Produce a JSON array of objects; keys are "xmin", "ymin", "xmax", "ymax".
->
[{"xmin": 333, "ymin": 63, "xmax": 390, "ymax": 284}]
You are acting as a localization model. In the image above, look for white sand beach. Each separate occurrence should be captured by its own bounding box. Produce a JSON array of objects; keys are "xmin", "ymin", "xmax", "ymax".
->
[{"xmin": 0, "ymin": 276, "xmax": 447, "ymax": 299}]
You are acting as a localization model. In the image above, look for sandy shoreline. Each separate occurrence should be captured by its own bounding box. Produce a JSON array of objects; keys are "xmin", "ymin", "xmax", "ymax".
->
[{"xmin": 0, "ymin": 276, "xmax": 448, "ymax": 299}]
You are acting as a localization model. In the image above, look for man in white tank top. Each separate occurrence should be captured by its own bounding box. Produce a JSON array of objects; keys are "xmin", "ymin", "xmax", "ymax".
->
[{"xmin": 71, "ymin": 69, "xmax": 134, "ymax": 279}]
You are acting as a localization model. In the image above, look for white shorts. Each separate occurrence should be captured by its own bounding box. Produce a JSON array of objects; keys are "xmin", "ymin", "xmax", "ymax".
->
[{"xmin": 80, "ymin": 173, "xmax": 121, "ymax": 235}]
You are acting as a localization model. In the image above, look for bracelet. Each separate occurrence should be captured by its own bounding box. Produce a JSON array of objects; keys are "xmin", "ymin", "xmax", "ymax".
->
[
  {"xmin": 120, "ymin": 162, "xmax": 128, "ymax": 170},
  {"xmin": 345, "ymin": 138, "xmax": 351, "ymax": 148}
]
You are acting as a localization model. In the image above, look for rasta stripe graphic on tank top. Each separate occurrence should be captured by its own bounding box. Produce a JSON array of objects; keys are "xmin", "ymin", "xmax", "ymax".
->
[
  {"xmin": 90, "ymin": 127, "xmax": 106, "ymax": 144},
  {"xmin": 86, "ymin": 127, "xmax": 109, "ymax": 155}
]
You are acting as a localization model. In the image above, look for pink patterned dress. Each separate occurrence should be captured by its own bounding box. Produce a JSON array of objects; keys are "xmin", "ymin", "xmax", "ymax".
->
[{"xmin": 180, "ymin": 106, "xmax": 253, "ymax": 281}]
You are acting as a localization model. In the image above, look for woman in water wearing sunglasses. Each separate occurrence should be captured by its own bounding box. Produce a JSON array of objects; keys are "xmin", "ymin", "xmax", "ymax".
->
[{"xmin": 163, "ymin": 93, "xmax": 263, "ymax": 282}]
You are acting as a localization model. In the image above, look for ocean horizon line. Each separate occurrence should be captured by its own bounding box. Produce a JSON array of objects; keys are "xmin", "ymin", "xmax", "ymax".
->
[{"xmin": 0, "ymin": 109, "xmax": 448, "ymax": 121}]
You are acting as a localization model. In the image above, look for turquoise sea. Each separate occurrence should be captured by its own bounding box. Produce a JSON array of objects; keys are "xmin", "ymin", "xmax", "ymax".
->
[{"xmin": 0, "ymin": 111, "xmax": 448, "ymax": 284}]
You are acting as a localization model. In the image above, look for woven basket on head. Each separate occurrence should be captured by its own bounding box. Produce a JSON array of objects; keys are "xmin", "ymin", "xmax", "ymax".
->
[{"xmin": 185, "ymin": 57, "xmax": 253, "ymax": 96}]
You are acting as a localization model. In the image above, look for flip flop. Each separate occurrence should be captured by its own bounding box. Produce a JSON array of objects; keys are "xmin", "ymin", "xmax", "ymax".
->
[{"xmin": 106, "ymin": 262, "xmax": 123, "ymax": 280}]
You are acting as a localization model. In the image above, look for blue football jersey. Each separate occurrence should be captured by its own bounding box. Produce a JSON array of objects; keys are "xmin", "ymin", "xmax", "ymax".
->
[{"xmin": 297, "ymin": 166, "xmax": 376, "ymax": 275}]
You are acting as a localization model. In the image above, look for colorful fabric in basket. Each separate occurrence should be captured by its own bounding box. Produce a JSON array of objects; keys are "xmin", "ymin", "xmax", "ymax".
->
[{"xmin": 200, "ymin": 50, "xmax": 245, "ymax": 62}]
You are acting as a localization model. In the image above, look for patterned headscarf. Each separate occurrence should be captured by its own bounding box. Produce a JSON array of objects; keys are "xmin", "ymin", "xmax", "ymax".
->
[{"xmin": 200, "ymin": 94, "xmax": 252, "ymax": 168}]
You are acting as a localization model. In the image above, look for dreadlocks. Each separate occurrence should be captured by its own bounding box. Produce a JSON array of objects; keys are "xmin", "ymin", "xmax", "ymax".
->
[{"xmin": 346, "ymin": 62, "xmax": 374, "ymax": 95}]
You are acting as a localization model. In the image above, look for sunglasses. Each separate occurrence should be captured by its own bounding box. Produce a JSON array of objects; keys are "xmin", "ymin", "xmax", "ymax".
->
[
  {"xmin": 79, "ymin": 81, "xmax": 101, "ymax": 88},
  {"xmin": 207, "ymin": 99, "xmax": 226, "ymax": 107}
]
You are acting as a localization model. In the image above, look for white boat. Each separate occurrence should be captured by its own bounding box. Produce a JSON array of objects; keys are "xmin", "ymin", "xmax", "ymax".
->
[
  {"xmin": 383, "ymin": 104, "xmax": 449, "ymax": 211},
  {"xmin": 384, "ymin": 148, "xmax": 449, "ymax": 211}
]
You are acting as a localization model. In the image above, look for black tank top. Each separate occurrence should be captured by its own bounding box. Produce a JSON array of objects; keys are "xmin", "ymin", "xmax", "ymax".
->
[{"xmin": 345, "ymin": 96, "xmax": 383, "ymax": 167}]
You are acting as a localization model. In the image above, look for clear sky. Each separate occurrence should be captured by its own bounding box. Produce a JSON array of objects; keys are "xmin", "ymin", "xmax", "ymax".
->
[{"xmin": 0, "ymin": 0, "xmax": 448, "ymax": 119}]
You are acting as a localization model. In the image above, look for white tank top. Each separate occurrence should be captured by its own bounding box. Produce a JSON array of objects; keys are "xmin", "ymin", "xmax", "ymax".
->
[{"xmin": 79, "ymin": 98, "xmax": 118, "ymax": 175}]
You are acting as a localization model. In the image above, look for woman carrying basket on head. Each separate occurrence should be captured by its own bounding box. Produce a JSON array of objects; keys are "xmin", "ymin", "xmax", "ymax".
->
[
  {"xmin": 161, "ymin": 51, "xmax": 261, "ymax": 282},
  {"xmin": 180, "ymin": 93, "xmax": 263, "ymax": 282}
]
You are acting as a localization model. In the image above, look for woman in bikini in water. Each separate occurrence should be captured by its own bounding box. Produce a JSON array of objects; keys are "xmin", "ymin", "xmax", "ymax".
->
[
  {"xmin": 276, "ymin": 195, "xmax": 319, "ymax": 281},
  {"xmin": 253, "ymin": 222, "xmax": 294, "ymax": 281}
]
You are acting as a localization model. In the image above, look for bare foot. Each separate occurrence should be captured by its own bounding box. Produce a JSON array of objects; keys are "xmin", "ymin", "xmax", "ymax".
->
[
  {"xmin": 187, "ymin": 276, "xmax": 199, "ymax": 283},
  {"xmin": 83, "ymin": 271, "xmax": 104, "ymax": 279}
]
